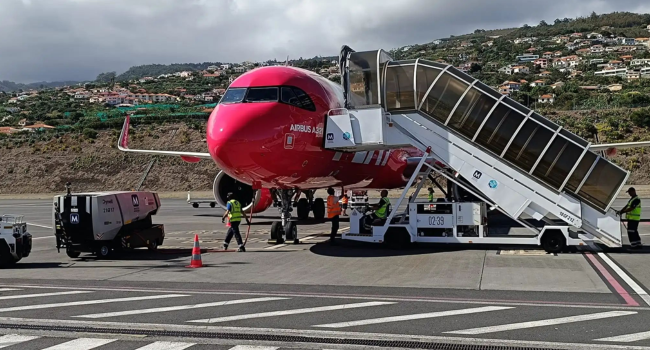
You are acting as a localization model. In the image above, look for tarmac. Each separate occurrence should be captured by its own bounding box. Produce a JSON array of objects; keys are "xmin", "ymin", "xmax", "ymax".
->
[{"xmin": 0, "ymin": 197, "xmax": 650, "ymax": 349}]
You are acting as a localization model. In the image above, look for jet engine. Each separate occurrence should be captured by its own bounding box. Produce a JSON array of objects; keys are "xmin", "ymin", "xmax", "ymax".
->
[{"xmin": 213, "ymin": 170, "xmax": 273, "ymax": 214}]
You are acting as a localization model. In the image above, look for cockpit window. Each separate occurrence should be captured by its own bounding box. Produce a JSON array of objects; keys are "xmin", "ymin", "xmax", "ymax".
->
[
  {"xmin": 245, "ymin": 87, "xmax": 279, "ymax": 102},
  {"xmin": 281, "ymin": 86, "xmax": 316, "ymax": 111},
  {"xmin": 220, "ymin": 88, "xmax": 246, "ymax": 103}
]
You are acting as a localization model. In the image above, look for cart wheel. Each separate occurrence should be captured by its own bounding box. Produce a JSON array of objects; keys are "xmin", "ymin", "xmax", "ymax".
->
[
  {"xmin": 148, "ymin": 241, "xmax": 158, "ymax": 251},
  {"xmin": 96, "ymin": 245, "xmax": 111, "ymax": 258},
  {"xmin": 541, "ymin": 230, "xmax": 566, "ymax": 254},
  {"xmin": 192, "ymin": 203, "xmax": 199, "ymax": 208},
  {"xmin": 210, "ymin": 202, "xmax": 216, "ymax": 208},
  {"xmin": 66, "ymin": 248, "xmax": 81, "ymax": 259}
]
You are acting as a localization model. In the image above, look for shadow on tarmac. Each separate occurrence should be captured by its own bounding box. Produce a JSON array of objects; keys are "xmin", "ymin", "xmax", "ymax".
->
[{"xmin": 192, "ymin": 214, "xmax": 350, "ymax": 227}]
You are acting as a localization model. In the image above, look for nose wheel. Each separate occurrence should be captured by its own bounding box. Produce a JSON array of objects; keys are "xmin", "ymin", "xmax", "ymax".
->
[{"xmin": 269, "ymin": 189, "xmax": 300, "ymax": 245}]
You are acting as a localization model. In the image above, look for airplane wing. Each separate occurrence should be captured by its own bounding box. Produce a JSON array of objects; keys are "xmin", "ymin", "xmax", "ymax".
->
[
  {"xmin": 118, "ymin": 115, "xmax": 213, "ymax": 162},
  {"xmin": 589, "ymin": 141, "xmax": 650, "ymax": 152}
]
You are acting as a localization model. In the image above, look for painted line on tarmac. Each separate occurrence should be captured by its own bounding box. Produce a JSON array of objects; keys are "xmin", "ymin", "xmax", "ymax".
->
[
  {"xmin": 445, "ymin": 310, "xmax": 637, "ymax": 335},
  {"xmin": 136, "ymin": 342, "xmax": 196, "ymax": 350},
  {"xmin": 0, "ymin": 294, "xmax": 187, "ymax": 313},
  {"xmin": 584, "ymin": 253, "xmax": 639, "ymax": 306},
  {"xmin": 0, "ymin": 334, "xmax": 40, "ymax": 348},
  {"xmin": 228, "ymin": 346, "xmax": 278, "ymax": 350},
  {"xmin": 32, "ymin": 235, "xmax": 55, "ymax": 240},
  {"xmin": 596, "ymin": 329, "xmax": 650, "ymax": 342},
  {"xmin": 41, "ymin": 337, "xmax": 117, "ymax": 350},
  {"xmin": 0, "ymin": 288, "xmax": 21, "ymax": 292},
  {"xmin": 264, "ymin": 244, "xmax": 288, "ymax": 250},
  {"xmin": 598, "ymin": 252, "xmax": 650, "ymax": 307},
  {"xmin": 314, "ymin": 306, "xmax": 513, "ymax": 328},
  {"xmin": 1, "ymin": 317, "xmax": 650, "ymax": 350},
  {"xmin": 0, "ymin": 291, "xmax": 91, "ymax": 301},
  {"xmin": 27, "ymin": 222, "xmax": 53, "ymax": 229},
  {"xmin": 73, "ymin": 297, "xmax": 289, "ymax": 319},
  {"xmin": 0, "ymin": 283, "xmax": 645, "ymax": 310},
  {"xmin": 187, "ymin": 301, "xmax": 395, "ymax": 323}
]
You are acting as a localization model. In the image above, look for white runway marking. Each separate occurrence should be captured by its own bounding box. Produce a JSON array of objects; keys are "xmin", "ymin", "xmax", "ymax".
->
[
  {"xmin": 188, "ymin": 301, "xmax": 395, "ymax": 323},
  {"xmin": 0, "ymin": 290, "xmax": 90, "ymax": 300},
  {"xmin": 32, "ymin": 235, "xmax": 56, "ymax": 240},
  {"xmin": 598, "ymin": 252, "xmax": 650, "ymax": 306},
  {"xmin": 228, "ymin": 346, "xmax": 279, "ymax": 350},
  {"xmin": 135, "ymin": 341, "xmax": 196, "ymax": 350},
  {"xmin": 596, "ymin": 330, "xmax": 650, "ymax": 342},
  {"xmin": 27, "ymin": 222, "xmax": 53, "ymax": 229},
  {"xmin": 74, "ymin": 297, "xmax": 289, "ymax": 318},
  {"xmin": 264, "ymin": 244, "xmax": 288, "ymax": 250},
  {"xmin": 0, "ymin": 294, "xmax": 187, "ymax": 313},
  {"xmin": 0, "ymin": 288, "xmax": 21, "ymax": 292},
  {"xmin": 0, "ymin": 334, "xmax": 39, "ymax": 348},
  {"xmin": 41, "ymin": 337, "xmax": 116, "ymax": 350},
  {"xmin": 445, "ymin": 311, "xmax": 637, "ymax": 334},
  {"xmin": 314, "ymin": 306, "xmax": 514, "ymax": 328}
]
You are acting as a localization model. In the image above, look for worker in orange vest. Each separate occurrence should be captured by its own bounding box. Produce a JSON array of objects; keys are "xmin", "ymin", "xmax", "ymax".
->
[
  {"xmin": 327, "ymin": 187, "xmax": 342, "ymax": 245},
  {"xmin": 340, "ymin": 193, "xmax": 349, "ymax": 216}
]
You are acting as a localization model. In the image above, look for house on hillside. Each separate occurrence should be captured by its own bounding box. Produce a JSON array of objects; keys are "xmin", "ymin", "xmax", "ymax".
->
[
  {"xmin": 590, "ymin": 45, "xmax": 604, "ymax": 54},
  {"xmin": 533, "ymin": 58, "xmax": 548, "ymax": 69},
  {"xmin": 530, "ymin": 80, "xmax": 546, "ymax": 87},
  {"xmin": 511, "ymin": 66, "xmax": 529, "ymax": 74},
  {"xmin": 538, "ymin": 71, "xmax": 552, "ymax": 77},
  {"xmin": 538, "ymin": 94, "xmax": 555, "ymax": 104},
  {"xmin": 543, "ymin": 52, "xmax": 554, "ymax": 59}
]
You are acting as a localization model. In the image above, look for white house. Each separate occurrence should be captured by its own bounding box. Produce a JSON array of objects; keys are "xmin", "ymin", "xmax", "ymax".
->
[{"xmin": 538, "ymin": 94, "xmax": 555, "ymax": 104}]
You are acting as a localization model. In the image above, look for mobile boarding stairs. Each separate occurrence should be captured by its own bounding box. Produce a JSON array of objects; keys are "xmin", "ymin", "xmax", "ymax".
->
[{"xmin": 324, "ymin": 46, "xmax": 628, "ymax": 252}]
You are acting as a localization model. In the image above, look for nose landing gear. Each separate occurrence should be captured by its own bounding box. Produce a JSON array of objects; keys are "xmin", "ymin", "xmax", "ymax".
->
[{"xmin": 270, "ymin": 189, "xmax": 300, "ymax": 245}]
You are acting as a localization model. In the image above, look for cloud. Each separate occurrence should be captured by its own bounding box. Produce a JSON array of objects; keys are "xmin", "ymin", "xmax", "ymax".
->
[{"xmin": 0, "ymin": 0, "xmax": 649, "ymax": 83}]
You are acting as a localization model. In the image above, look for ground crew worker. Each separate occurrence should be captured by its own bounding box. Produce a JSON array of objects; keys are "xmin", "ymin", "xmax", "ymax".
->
[
  {"xmin": 221, "ymin": 192, "xmax": 249, "ymax": 252},
  {"xmin": 370, "ymin": 190, "xmax": 391, "ymax": 225},
  {"xmin": 327, "ymin": 187, "xmax": 342, "ymax": 245},
  {"xmin": 341, "ymin": 193, "xmax": 349, "ymax": 216},
  {"xmin": 428, "ymin": 187, "xmax": 435, "ymax": 202},
  {"xmin": 616, "ymin": 187, "xmax": 643, "ymax": 249}
]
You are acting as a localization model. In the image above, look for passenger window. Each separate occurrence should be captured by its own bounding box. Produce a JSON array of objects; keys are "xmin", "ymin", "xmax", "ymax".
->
[
  {"xmin": 220, "ymin": 88, "xmax": 246, "ymax": 103},
  {"xmin": 245, "ymin": 87, "xmax": 279, "ymax": 102}
]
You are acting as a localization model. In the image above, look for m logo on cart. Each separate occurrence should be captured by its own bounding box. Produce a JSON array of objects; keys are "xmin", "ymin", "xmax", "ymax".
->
[
  {"xmin": 132, "ymin": 195, "xmax": 139, "ymax": 207},
  {"xmin": 70, "ymin": 213, "xmax": 79, "ymax": 224},
  {"xmin": 473, "ymin": 170, "xmax": 482, "ymax": 180},
  {"xmin": 326, "ymin": 133, "xmax": 334, "ymax": 143}
]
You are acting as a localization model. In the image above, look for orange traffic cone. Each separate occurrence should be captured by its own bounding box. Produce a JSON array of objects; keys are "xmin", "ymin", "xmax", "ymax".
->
[{"xmin": 186, "ymin": 234, "xmax": 203, "ymax": 268}]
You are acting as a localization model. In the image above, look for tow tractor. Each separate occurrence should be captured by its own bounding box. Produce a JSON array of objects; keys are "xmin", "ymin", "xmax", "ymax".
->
[{"xmin": 0, "ymin": 215, "xmax": 32, "ymax": 267}]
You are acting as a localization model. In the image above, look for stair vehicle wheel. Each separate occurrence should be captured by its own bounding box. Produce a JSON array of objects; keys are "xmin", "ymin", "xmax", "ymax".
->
[
  {"xmin": 96, "ymin": 245, "xmax": 111, "ymax": 258},
  {"xmin": 270, "ymin": 221, "xmax": 284, "ymax": 244},
  {"xmin": 384, "ymin": 227, "xmax": 411, "ymax": 250},
  {"xmin": 192, "ymin": 203, "xmax": 199, "ymax": 208},
  {"xmin": 541, "ymin": 230, "xmax": 566, "ymax": 254},
  {"xmin": 312, "ymin": 198, "xmax": 325, "ymax": 220},
  {"xmin": 296, "ymin": 198, "xmax": 309, "ymax": 220},
  {"xmin": 210, "ymin": 202, "xmax": 216, "ymax": 208},
  {"xmin": 148, "ymin": 240, "xmax": 158, "ymax": 251},
  {"xmin": 66, "ymin": 248, "xmax": 81, "ymax": 259}
]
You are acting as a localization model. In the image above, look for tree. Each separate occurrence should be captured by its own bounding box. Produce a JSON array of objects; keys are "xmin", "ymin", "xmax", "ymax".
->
[
  {"xmin": 539, "ymin": 20, "xmax": 548, "ymax": 27},
  {"xmin": 96, "ymin": 72, "xmax": 116, "ymax": 83},
  {"xmin": 591, "ymin": 11, "xmax": 598, "ymax": 19}
]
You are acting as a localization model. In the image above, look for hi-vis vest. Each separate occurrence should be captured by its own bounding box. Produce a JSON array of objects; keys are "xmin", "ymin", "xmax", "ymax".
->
[
  {"xmin": 327, "ymin": 195, "xmax": 342, "ymax": 218},
  {"xmin": 428, "ymin": 193, "xmax": 434, "ymax": 202},
  {"xmin": 228, "ymin": 200, "xmax": 242, "ymax": 222},
  {"xmin": 626, "ymin": 196, "xmax": 642, "ymax": 221},
  {"xmin": 375, "ymin": 197, "xmax": 390, "ymax": 219}
]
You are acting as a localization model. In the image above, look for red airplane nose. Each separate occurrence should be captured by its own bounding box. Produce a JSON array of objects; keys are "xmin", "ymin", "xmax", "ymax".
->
[{"xmin": 207, "ymin": 103, "xmax": 282, "ymax": 178}]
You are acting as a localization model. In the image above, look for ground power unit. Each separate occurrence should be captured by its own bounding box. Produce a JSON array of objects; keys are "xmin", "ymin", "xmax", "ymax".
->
[{"xmin": 54, "ymin": 190, "xmax": 165, "ymax": 258}]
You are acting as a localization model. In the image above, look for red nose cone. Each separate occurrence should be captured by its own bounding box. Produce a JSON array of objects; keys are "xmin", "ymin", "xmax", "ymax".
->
[{"xmin": 207, "ymin": 103, "xmax": 281, "ymax": 178}]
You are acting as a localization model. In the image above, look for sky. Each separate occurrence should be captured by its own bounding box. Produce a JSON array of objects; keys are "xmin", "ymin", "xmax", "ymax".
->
[{"xmin": 2, "ymin": 0, "xmax": 650, "ymax": 83}]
